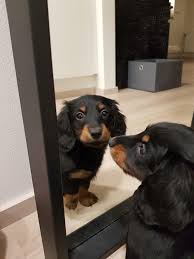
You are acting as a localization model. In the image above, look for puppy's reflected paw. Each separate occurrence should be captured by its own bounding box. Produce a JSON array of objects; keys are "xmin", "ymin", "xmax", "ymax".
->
[
  {"xmin": 64, "ymin": 194, "xmax": 78, "ymax": 210},
  {"xmin": 79, "ymin": 192, "xmax": 98, "ymax": 207}
]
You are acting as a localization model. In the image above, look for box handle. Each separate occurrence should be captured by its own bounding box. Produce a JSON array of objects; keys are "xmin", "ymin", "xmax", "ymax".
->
[{"xmin": 139, "ymin": 65, "xmax": 144, "ymax": 71}]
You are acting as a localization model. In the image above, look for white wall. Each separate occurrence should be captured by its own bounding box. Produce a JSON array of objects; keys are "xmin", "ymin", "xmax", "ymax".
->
[
  {"xmin": 48, "ymin": 0, "xmax": 98, "ymax": 79},
  {"xmin": 184, "ymin": 0, "xmax": 194, "ymax": 52},
  {"xmin": 169, "ymin": 0, "xmax": 194, "ymax": 54},
  {"xmin": 168, "ymin": 0, "xmax": 188, "ymax": 53},
  {"xmin": 96, "ymin": 0, "xmax": 116, "ymax": 90},
  {"xmin": 0, "ymin": 0, "xmax": 33, "ymax": 211}
]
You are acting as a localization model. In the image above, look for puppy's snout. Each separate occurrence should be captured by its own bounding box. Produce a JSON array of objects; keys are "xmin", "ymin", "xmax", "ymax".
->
[
  {"xmin": 109, "ymin": 137, "xmax": 117, "ymax": 147},
  {"xmin": 89, "ymin": 127, "xmax": 102, "ymax": 139}
]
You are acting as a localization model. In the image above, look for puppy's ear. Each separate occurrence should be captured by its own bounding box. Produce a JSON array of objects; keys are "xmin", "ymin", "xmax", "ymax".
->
[
  {"xmin": 151, "ymin": 123, "xmax": 194, "ymax": 163},
  {"xmin": 135, "ymin": 161, "xmax": 194, "ymax": 233},
  {"xmin": 57, "ymin": 102, "xmax": 75, "ymax": 152},
  {"xmin": 107, "ymin": 99, "xmax": 126, "ymax": 137},
  {"xmin": 167, "ymin": 127, "xmax": 194, "ymax": 163}
]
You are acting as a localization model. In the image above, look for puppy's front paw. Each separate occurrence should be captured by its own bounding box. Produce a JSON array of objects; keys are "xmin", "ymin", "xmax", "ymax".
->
[
  {"xmin": 79, "ymin": 192, "xmax": 98, "ymax": 207},
  {"xmin": 64, "ymin": 194, "xmax": 78, "ymax": 210},
  {"xmin": 65, "ymin": 200, "xmax": 78, "ymax": 210}
]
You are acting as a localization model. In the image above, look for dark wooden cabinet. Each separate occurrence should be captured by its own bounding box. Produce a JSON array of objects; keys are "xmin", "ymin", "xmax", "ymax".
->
[{"xmin": 116, "ymin": 0, "xmax": 171, "ymax": 89}]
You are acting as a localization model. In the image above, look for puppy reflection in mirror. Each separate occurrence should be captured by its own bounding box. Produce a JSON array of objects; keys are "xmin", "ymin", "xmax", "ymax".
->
[
  {"xmin": 58, "ymin": 95, "xmax": 126, "ymax": 210},
  {"xmin": 110, "ymin": 122, "xmax": 194, "ymax": 259}
]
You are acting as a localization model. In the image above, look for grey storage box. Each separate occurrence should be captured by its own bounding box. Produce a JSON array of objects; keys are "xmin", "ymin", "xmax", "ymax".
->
[{"xmin": 128, "ymin": 59, "xmax": 183, "ymax": 92}]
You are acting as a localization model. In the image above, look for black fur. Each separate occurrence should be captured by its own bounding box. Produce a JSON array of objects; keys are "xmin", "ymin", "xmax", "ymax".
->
[
  {"xmin": 58, "ymin": 95, "xmax": 126, "ymax": 202},
  {"xmin": 110, "ymin": 122, "xmax": 194, "ymax": 258}
]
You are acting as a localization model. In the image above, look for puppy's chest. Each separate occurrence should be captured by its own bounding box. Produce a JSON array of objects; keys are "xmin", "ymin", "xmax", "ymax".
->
[{"xmin": 71, "ymin": 146, "xmax": 105, "ymax": 172}]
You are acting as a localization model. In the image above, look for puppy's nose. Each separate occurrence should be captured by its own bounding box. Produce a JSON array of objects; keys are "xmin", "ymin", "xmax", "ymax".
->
[
  {"xmin": 109, "ymin": 137, "xmax": 117, "ymax": 147},
  {"xmin": 89, "ymin": 127, "xmax": 102, "ymax": 139}
]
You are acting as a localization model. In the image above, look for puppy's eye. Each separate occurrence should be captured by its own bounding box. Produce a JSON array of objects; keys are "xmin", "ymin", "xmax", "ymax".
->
[
  {"xmin": 137, "ymin": 143, "xmax": 146, "ymax": 156},
  {"xmin": 75, "ymin": 112, "xmax": 85, "ymax": 120},
  {"xmin": 101, "ymin": 109, "xmax": 109, "ymax": 118}
]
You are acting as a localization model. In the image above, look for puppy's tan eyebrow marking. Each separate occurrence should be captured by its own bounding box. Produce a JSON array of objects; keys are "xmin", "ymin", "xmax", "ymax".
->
[
  {"xmin": 142, "ymin": 135, "xmax": 150, "ymax": 143},
  {"xmin": 97, "ymin": 103, "xmax": 105, "ymax": 110},
  {"xmin": 79, "ymin": 106, "xmax": 86, "ymax": 113}
]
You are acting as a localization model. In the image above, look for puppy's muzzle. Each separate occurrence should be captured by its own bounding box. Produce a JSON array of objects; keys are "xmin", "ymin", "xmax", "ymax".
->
[
  {"xmin": 89, "ymin": 127, "xmax": 102, "ymax": 140},
  {"xmin": 109, "ymin": 138, "xmax": 127, "ymax": 171}
]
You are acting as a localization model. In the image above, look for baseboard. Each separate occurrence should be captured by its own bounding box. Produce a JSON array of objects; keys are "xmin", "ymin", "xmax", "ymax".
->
[
  {"xmin": 168, "ymin": 45, "xmax": 182, "ymax": 53},
  {"xmin": 168, "ymin": 45, "xmax": 183, "ymax": 59},
  {"xmin": 182, "ymin": 52, "xmax": 194, "ymax": 59},
  {"xmin": 55, "ymin": 86, "xmax": 118, "ymax": 99},
  {"xmin": 55, "ymin": 87, "xmax": 96, "ymax": 99},
  {"xmin": 54, "ymin": 75, "xmax": 97, "ymax": 99},
  {"xmin": 54, "ymin": 75, "xmax": 118, "ymax": 99},
  {"xmin": 168, "ymin": 50, "xmax": 194, "ymax": 59},
  {"xmin": 0, "ymin": 195, "xmax": 36, "ymax": 229},
  {"xmin": 168, "ymin": 52, "xmax": 183, "ymax": 59},
  {"xmin": 95, "ymin": 87, "xmax": 118, "ymax": 95}
]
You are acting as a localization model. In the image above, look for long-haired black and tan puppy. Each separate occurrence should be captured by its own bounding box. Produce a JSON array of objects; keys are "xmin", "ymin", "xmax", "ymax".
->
[
  {"xmin": 58, "ymin": 95, "xmax": 126, "ymax": 209},
  {"xmin": 109, "ymin": 122, "xmax": 194, "ymax": 259}
]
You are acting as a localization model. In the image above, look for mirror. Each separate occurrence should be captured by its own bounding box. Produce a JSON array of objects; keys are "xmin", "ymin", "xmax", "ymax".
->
[{"xmin": 47, "ymin": 0, "xmax": 194, "ymax": 239}]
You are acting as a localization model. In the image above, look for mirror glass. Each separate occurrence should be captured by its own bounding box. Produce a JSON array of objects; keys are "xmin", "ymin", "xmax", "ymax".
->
[{"xmin": 47, "ymin": 0, "xmax": 194, "ymax": 235}]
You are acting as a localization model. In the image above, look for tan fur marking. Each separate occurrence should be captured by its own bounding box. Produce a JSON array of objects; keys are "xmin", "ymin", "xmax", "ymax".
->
[
  {"xmin": 80, "ymin": 124, "xmax": 110, "ymax": 143},
  {"xmin": 97, "ymin": 103, "xmax": 105, "ymax": 110},
  {"xmin": 79, "ymin": 106, "xmax": 86, "ymax": 113},
  {"xmin": 110, "ymin": 144, "xmax": 127, "ymax": 171},
  {"xmin": 101, "ymin": 123, "xmax": 111, "ymax": 142},
  {"xmin": 79, "ymin": 186, "xmax": 98, "ymax": 207},
  {"xmin": 142, "ymin": 135, "xmax": 150, "ymax": 143},
  {"xmin": 63, "ymin": 193, "xmax": 79, "ymax": 210},
  {"xmin": 80, "ymin": 125, "xmax": 92, "ymax": 142},
  {"xmin": 69, "ymin": 170, "xmax": 93, "ymax": 179}
]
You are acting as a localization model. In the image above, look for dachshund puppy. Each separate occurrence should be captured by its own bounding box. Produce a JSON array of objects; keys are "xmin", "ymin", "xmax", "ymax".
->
[
  {"xmin": 58, "ymin": 95, "xmax": 126, "ymax": 209},
  {"xmin": 109, "ymin": 122, "xmax": 194, "ymax": 259}
]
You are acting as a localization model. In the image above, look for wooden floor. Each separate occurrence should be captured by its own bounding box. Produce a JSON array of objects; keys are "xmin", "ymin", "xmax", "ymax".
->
[{"xmin": 1, "ymin": 60, "xmax": 194, "ymax": 259}]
